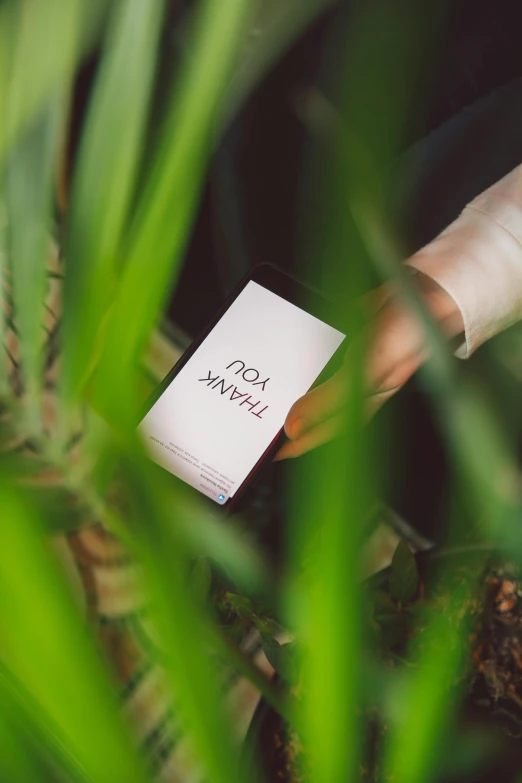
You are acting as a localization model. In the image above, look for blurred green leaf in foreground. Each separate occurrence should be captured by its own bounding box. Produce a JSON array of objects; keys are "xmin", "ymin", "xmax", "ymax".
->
[{"xmin": 2, "ymin": 0, "xmax": 522, "ymax": 782}]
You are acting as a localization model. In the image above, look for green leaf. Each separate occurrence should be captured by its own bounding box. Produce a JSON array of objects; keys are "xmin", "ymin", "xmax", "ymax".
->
[
  {"xmin": 220, "ymin": 0, "xmax": 336, "ymax": 130},
  {"xmin": 371, "ymin": 589, "xmax": 399, "ymax": 616},
  {"xmin": 0, "ymin": 0, "xmax": 80, "ymax": 163},
  {"xmin": 0, "ymin": 208, "xmax": 7, "ymax": 397},
  {"xmin": 225, "ymin": 620, "xmax": 247, "ymax": 645},
  {"xmin": 0, "ymin": 481, "xmax": 147, "ymax": 782},
  {"xmin": 389, "ymin": 540, "xmax": 419, "ymax": 605},
  {"xmin": 383, "ymin": 581, "xmax": 474, "ymax": 783},
  {"xmin": 191, "ymin": 556, "xmax": 212, "ymax": 600},
  {"xmin": 62, "ymin": 0, "xmax": 165, "ymax": 411},
  {"xmin": 380, "ymin": 616, "xmax": 407, "ymax": 651},
  {"xmin": 5, "ymin": 93, "xmax": 65, "ymax": 432},
  {"xmin": 254, "ymin": 617, "xmax": 276, "ymax": 636},
  {"xmin": 172, "ymin": 496, "xmax": 270, "ymax": 597},
  {"xmin": 0, "ymin": 696, "xmax": 44, "ymax": 781},
  {"xmin": 0, "ymin": 1, "xmax": 106, "ymax": 165},
  {"xmin": 91, "ymin": 0, "xmax": 254, "ymax": 427},
  {"xmin": 226, "ymin": 591, "xmax": 254, "ymax": 618},
  {"xmin": 261, "ymin": 637, "xmax": 297, "ymax": 683},
  {"xmin": 118, "ymin": 452, "xmax": 242, "ymax": 783}
]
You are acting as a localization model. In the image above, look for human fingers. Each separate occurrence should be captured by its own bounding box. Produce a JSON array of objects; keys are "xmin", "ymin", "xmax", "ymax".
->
[
  {"xmin": 275, "ymin": 412, "xmax": 346, "ymax": 460},
  {"xmin": 283, "ymin": 366, "xmax": 348, "ymax": 441}
]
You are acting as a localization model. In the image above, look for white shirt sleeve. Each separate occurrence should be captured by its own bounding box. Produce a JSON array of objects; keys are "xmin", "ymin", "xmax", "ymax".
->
[{"xmin": 405, "ymin": 164, "xmax": 522, "ymax": 358}]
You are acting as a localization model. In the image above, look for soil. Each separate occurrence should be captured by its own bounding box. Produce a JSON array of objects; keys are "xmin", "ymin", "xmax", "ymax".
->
[
  {"xmin": 469, "ymin": 565, "xmax": 522, "ymax": 736},
  {"xmin": 249, "ymin": 555, "xmax": 522, "ymax": 783}
]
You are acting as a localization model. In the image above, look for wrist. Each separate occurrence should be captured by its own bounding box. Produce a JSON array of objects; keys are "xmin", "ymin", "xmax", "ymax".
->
[{"xmin": 413, "ymin": 270, "xmax": 465, "ymax": 339}]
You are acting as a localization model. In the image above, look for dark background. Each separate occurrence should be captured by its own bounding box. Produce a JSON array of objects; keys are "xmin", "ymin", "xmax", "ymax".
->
[
  {"xmin": 164, "ymin": 0, "xmax": 522, "ymax": 550},
  {"xmin": 169, "ymin": 0, "xmax": 522, "ymax": 336},
  {"xmin": 69, "ymin": 0, "xmax": 522, "ymax": 552}
]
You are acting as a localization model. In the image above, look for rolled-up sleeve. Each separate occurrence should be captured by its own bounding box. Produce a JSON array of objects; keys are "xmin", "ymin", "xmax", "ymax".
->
[{"xmin": 405, "ymin": 164, "xmax": 522, "ymax": 358}]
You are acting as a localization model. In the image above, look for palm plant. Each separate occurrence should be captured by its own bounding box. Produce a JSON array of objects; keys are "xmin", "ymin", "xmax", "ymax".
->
[{"xmin": 1, "ymin": 1, "xmax": 522, "ymax": 782}]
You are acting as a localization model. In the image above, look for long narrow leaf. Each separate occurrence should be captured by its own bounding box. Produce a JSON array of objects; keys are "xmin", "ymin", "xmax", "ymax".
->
[
  {"xmin": 288, "ymin": 344, "xmax": 367, "ymax": 783},
  {"xmin": 0, "ymin": 0, "xmax": 109, "ymax": 166},
  {"xmin": 0, "ymin": 698, "xmax": 44, "ymax": 782},
  {"xmin": 5, "ymin": 93, "xmax": 65, "ymax": 433},
  {"xmin": 383, "ymin": 581, "xmax": 474, "ymax": 783},
  {"xmin": 0, "ymin": 0, "xmax": 81, "ymax": 164},
  {"xmin": 92, "ymin": 0, "xmax": 254, "ymax": 426},
  {"xmin": 121, "ymin": 453, "xmax": 243, "ymax": 783},
  {"xmin": 0, "ymin": 205, "xmax": 8, "ymax": 398},
  {"xmin": 220, "ymin": 0, "xmax": 336, "ymax": 131},
  {"xmin": 62, "ymin": 0, "xmax": 165, "ymax": 412},
  {"xmin": 0, "ymin": 481, "xmax": 148, "ymax": 782}
]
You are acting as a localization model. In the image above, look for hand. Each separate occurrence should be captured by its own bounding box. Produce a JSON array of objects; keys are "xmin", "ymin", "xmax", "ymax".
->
[{"xmin": 275, "ymin": 272, "xmax": 464, "ymax": 460}]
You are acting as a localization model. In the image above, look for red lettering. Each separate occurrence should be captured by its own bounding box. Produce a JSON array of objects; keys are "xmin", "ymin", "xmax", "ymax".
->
[
  {"xmin": 252, "ymin": 377, "xmax": 269, "ymax": 391},
  {"xmin": 230, "ymin": 387, "xmax": 246, "ymax": 401},
  {"xmin": 239, "ymin": 395, "xmax": 261, "ymax": 412},
  {"xmin": 212, "ymin": 379, "xmax": 233, "ymax": 395},
  {"xmin": 198, "ymin": 371, "xmax": 219, "ymax": 385},
  {"xmin": 226, "ymin": 360, "xmax": 245, "ymax": 374},
  {"xmin": 242, "ymin": 368, "xmax": 260, "ymax": 382}
]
